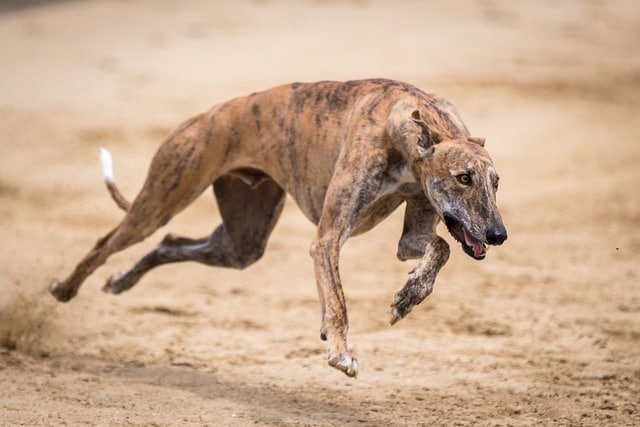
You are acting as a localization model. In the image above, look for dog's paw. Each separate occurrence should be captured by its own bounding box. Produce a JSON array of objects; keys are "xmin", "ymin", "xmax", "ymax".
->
[
  {"xmin": 101, "ymin": 272, "xmax": 125, "ymax": 294},
  {"xmin": 48, "ymin": 280, "xmax": 76, "ymax": 302},
  {"xmin": 328, "ymin": 353, "xmax": 358, "ymax": 378},
  {"xmin": 389, "ymin": 292, "xmax": 414, "ymax": 325},
  {"xmin": 389, "ymin": 273, "xmax": 435, "ymax": 325}
]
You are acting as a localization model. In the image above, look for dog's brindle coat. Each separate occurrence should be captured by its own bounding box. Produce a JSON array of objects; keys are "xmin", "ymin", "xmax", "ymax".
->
[{"xmin": 49, "ymin": 79, "xmax": 507, "ymax": 378}]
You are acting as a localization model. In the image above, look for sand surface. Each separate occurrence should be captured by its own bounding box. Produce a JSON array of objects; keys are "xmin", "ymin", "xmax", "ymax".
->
[{"xmin": 1, "ymin": 1, "xmax": 639, "ymax": 425}]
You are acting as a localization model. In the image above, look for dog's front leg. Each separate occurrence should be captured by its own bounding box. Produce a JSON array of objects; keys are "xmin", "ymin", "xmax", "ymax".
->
[
  {"xmin": 310, "ymin": 231, "xmax": 357, "ymax": 377},
  {"xmin": 391, "ymin": 197, "xmax": 450, "ymax": 324},
  {"xmin": 390, "ymin": 236, "xmax": 450, "ymax": 325},
  {"xmin": 309, "ymin": 145, "xmax": 393, "ymax": 378}
]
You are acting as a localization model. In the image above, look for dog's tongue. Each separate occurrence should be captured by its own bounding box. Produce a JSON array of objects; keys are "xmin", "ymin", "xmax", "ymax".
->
[{"xmin": 463, "ymin": 228, "xmax": 486, "ymax": 258}]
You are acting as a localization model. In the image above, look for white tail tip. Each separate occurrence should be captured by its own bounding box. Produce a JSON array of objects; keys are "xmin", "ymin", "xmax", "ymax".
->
[{"xmin": 99, "ymin": 147, "xmax": 114, "ymax": 181}]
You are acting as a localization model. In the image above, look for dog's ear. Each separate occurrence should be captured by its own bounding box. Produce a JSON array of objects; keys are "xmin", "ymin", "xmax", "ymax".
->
[
  {"xmin": 412, "ymin": 110, "xmax": 441, "ymax": 156},
  {"xmin": 416, "ymin": 133, "xmax": 433, "ymax": 156},
  {"xmin": 468, "ymin": 136, "xmax": 485, "ymax": 147}
]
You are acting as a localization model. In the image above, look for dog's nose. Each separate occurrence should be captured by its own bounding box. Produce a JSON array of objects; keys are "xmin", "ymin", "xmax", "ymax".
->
[{"xmin": 486, "ymin": 225, "xmax": 507, "ymax": 245}]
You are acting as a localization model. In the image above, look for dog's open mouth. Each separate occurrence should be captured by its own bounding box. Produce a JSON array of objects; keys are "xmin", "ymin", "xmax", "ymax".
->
[{"xmin": 444, "ymin": 214, "xmax": 487, "ymax": 260}]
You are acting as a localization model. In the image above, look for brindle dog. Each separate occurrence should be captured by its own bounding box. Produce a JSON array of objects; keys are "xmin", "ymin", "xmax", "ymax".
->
[{"xmin": 49, "ymin": 79, "xmax": 507, "ymax": 378}]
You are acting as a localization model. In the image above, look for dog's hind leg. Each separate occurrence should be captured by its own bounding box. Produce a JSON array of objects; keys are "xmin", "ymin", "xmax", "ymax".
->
[
  {"xmin": 103, "ymin": 173, "xmax": 286, "ymax": 294},
  {"xmin": 49, "ymin": 114, "xmax": 224, "ymax": 302},
  {"xmin": 48, "ymin": 205, "xmax": 175, "ymax": 302},
  {"xmin": 48, "ymin": 178, "xmax": 213, "ymax": 302}
]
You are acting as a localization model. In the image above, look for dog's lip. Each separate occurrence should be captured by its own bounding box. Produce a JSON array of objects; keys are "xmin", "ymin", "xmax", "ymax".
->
[{"xmin": 443, "ymin": 213, "xmax": 487, "ymax": 260}]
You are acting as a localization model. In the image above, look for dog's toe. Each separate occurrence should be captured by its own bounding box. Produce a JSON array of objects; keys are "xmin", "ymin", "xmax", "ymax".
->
[
  {"xmin": 102, "ymin": 272, "xmax": 125, "ymax": 294},
  {"xmin": 328, "ymin": 353, "xmax": 358, "ymax": 378},
  {"xmin": 389, "ymin": 302, "xmax": 413, "ymax": 325},
  {"xmin": 48, "ymin": 280, "xmax": 75, "ymax": 302},
  {"xmin": 389, "ymin": 292, "xmax": 414, "ymax": 325}
]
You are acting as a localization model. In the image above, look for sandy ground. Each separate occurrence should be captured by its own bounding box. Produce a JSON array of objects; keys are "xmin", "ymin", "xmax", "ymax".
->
[{"xmin": 1, "ymin": 0, "xmax": 639, "ymax": 425}]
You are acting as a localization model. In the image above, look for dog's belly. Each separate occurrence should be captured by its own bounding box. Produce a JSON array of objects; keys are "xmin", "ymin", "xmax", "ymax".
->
[
  {"xmin": 292, "ymin": 185, "xmax": 329, "ymax": 225},
  {"xmin": 287, "ymin": 188, "xmax": 405, "ymax": 234}
]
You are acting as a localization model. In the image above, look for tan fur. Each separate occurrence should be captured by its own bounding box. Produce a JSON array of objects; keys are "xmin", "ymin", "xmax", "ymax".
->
[{"xmin": 49, "ymin": 79, "xmax": 507, "ymax": 378}]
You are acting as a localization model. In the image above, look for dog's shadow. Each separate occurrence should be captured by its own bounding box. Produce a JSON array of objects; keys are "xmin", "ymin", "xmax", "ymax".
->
[{"xmin": 68, "ymin": 354, "xmax": 391, "ymax": 426}]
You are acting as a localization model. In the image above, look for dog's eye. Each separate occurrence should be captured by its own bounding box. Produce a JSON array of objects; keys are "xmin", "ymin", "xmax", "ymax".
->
[{"xmin": 456, "ymin": 173, "xmax": 472, "ymax": 186}]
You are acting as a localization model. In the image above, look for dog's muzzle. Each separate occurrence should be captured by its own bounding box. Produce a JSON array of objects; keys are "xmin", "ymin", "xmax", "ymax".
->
[
  {"xmin": 444, "ymin": 214, "xmax": 507, "ymax": 260},
  {"xmin": 485, "ymin": 224, "xmax": 508, "ymax": 246}
]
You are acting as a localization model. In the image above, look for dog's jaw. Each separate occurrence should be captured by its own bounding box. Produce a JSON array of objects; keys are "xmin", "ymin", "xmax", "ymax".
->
[{"xmin": 443, "ymin": 213, "xmax": 487, "ymax": 260}]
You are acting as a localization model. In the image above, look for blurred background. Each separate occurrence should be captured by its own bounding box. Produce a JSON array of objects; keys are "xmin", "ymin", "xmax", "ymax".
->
[
  {"xmin": 2, "ymin": 0, "xmax": 637, "ymax": 121},
  {"xmin": 1, "ymin": 1, "xmax": 638, "ymax": 425}
]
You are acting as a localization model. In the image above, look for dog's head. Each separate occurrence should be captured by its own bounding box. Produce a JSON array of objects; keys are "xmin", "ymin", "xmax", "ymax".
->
[{"xmin": 409, "ymin": 110, "xmax": 507, "ymax": 260}]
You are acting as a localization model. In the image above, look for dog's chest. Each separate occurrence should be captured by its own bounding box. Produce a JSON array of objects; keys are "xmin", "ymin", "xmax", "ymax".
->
[
  {"xmin": 380, "ymin": 162, "xmax": 415, "ymax": 197},
  {"xmin": 350, "ymin": 165, "xmax": 418, "ymax": 236}
]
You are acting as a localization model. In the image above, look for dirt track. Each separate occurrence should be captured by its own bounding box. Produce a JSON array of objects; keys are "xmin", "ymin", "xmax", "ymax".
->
[{"xmin": 1, "ymin": 1, "xmax": 639, "ymax": 425}]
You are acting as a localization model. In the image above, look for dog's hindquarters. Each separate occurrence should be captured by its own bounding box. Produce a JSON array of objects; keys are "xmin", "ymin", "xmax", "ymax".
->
[{"xmin": 49, "ymin": 114, "xmax": 227, "ymax": 301}]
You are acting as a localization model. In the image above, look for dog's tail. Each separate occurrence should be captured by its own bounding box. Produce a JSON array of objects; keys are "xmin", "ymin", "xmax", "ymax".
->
[{"xmin": 100, "ymin": 147, "xmax": 131, "ymax": 212}]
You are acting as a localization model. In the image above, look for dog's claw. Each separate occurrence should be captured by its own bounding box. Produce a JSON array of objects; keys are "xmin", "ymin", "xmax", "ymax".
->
[
  {"xmin": 102, "ymin": 272, "xmax": 126, "ymax": 294},
  {"xmin": 389, "ymin": 270, "xmax": 436, "ymax": 325},
  {"xmin": 48, "ymin": 280, "xmax": 76, "ymax": 302},
  {"xmin": 328, "ymin": 353, "xmax": 358, "ymax": 378},
  {"xmin": 389, "ymin": 296, "xmax": 414, "ymax": 325}
]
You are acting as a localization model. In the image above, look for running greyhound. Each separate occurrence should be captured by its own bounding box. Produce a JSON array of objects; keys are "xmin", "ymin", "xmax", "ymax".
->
[{"xmin": 49, "ymin": 79, "xmax": 507, "ymax": 378}]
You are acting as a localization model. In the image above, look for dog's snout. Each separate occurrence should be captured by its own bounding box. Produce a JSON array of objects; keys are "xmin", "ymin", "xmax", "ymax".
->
[{"xmin": 486, "ymin": 225, "xmax": 507, "ymax": 245}]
